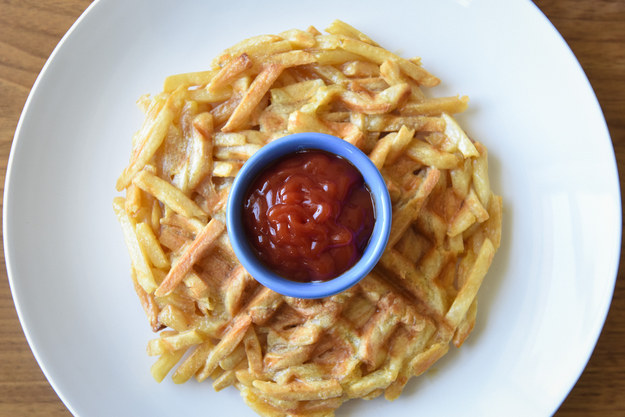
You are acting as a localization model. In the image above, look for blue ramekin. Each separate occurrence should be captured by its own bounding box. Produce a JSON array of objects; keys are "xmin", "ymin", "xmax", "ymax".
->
[{"xmin": 226, "ymin": 132, "xmax": 391, "ymax": 299}]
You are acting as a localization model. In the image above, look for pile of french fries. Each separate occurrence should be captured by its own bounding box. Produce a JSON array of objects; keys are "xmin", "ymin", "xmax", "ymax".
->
[{"xmin": 113, "ymin": 20, "xmax": 502, "ymax": 417}]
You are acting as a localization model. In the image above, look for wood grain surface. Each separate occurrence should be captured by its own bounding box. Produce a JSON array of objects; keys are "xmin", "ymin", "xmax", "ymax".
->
[{"xmin": 0, "ymin": 0, "xmax": 623, "ymax": 416}]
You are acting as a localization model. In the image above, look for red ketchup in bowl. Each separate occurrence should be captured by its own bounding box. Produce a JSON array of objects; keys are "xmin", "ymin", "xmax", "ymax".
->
[{"xmin": 242, "ymin": 150, "xmax": 375, "ymax": 282}]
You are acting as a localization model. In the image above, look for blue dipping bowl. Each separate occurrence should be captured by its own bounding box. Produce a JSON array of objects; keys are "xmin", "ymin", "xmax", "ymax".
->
[{"xmin": 226, "ymin": 132, "xmax": 391, "ymax": 299}]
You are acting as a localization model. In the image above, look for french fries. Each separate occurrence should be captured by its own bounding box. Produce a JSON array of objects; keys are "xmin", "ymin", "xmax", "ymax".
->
[{"xmin": 114, "ymin": 20, "xmax": 502, "ymax": 417}]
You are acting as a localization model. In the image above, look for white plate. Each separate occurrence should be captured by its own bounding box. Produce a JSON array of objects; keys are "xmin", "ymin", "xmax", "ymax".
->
[{"xmin": 4, "ymin": 0, "xmax": 621, "ymax": 416}]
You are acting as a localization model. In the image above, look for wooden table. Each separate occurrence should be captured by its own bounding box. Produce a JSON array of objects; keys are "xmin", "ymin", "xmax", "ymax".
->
[{"xmin": 0, "ymin": 0, "xmax": 623, "ymax": 415}]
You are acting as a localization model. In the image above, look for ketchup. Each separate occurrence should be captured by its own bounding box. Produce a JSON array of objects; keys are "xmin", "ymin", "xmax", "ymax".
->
[{"xmin": 243, "ymin": 150, "xmax": 375, "ymax": 282}]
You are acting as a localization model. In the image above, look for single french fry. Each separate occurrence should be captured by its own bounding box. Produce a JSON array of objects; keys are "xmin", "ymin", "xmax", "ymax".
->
[
  {"xmin": 336, "ymin": 36, "xmax": 440, "ymax": 86},
  {"xmin": 445, "ymin": 238, "xmax": 495, "ymax": 327},
  {"xmin": 214, "ymin": 132, "xmax": 247, "ymax": 146},
  {"xmin": 155, "ymin": 218, "xmax": 225, "ymax": 296},
  {"xmin": 212, "ymin": 161, "xmax": 242, "ymax": 177},
  {"xmin": 385, "ymin": 125, "xmax": 415, "ymax": 164},
  {"xmin": 365, "ymin": 115, "xmax": 445, "ymax": 132},
  {"xmin": 453, "ymin": 299, "xmax": 478, "ymax": 347},
  {"xmin": 197, "ymin": 314, "xmax": 252, "ymax": 381},
  {"xmin": 172, "ymin": 341, "xmax": 214, "ymax": 384},
  {"xmin": 243, "ymin": 327, "xmax": 264, "ymax": 377},
  {"xmin": 402, "ymin": 96, "xmax": 469, "ymax": 116},
  {"xmin": 450, "ymin": 158, "xmax": 473, "ymax": 199},
  {"xmin": 116, "ymin": 90, "xmax": 183, "ymax": 191},
  {"xmin": 222, "ymin": 64, "xmax": 283, "ymax": 132},
  {"xmin": 207, "ymin": 53, "xmax": 253, "ymax": 92},
  {"xmin": 147, "ymin": 330, "xmax": 204, "ymax": 355},
  {"xmin": 133, "ymin": 170, "xmax": 207, "ymax": 222},
  {"xmin": 252, "ymin": 379, "xmax": 343, "ymax": 401},
  {"xmin": 342, "ymin": 60, "xmax": 380, "ymax": 77},
  {"xmin": 270, "ymin": 79, "xmax": 325, "ymax": 105},
  {"xmin": 325, "ymin": 19, "xmax": 379, "ymax": 46},
  {"xmin": 224, "ymin": 265, "xmax": 254, "ymax": 317},
  {"xmin": 312, "ymin": 49, "xmax": 362, "ymax": 66},
  {"xmin": 157, "ymin": 304, "xmax": 190, "ymax": 332},
  {"xmin": 279, "ymin": 28, "xmax": 316, "ymax": 48},
  {"xmin": 219, "ymin": 344, "xmax": 247, "ymax": 371},
  {"xmin": 135, "ymin": 222, "xmax": 169, "ymax": 269},
  {"xmin": 113, "ymin": 198, "xmax": 157, "ymax": 293},
  {"xmin": 213, "ymin": 370, "xmax": 237, "ymax": 391},
  {"xmin": 388, "ymin": 168, "xmax": 440, "ymax": 247},
  {"xmin": 339, "ymin": 83, "xmax": 410, "ymax": 114},
  {"xmin": 346, "ymin": 368, "xmax": 395, "ymax": 398},
  {"xmin": 368, "ymin": 132, "xmax": 396, "ymax": 169},
  {"xmin": 441, "ymin": 113, "xmax": 478, "ymax": 157},
  {"xmin": 379, "ymin": 250, "xmax": 446, "ymax": 317},
  {"xmin": 380, "ymin": 59, "xmax": 426, "ymax": 101},
  {"xmin": 410, "ymin": 342, "xmax": 449, "ymax": 376},
  {"xmin": 448, "ymin": 204, "xmax": 477, "ymax": 237},
  {"xmin": 369, "ymin": 125, "xmax": 415, "ymax": 169},
  {"xmin": 214, "ymin": 36, "xmax": 291, "ymax": 67},
  {"xmin": 151, "ymin": 349, "xmax": 187, "ymax": 383},
  {"xmin": 164, "ymin": 70, "xmax": 218, "ymax": 91},
  {"xmin": 130, "ymin": 269, "xmax": 161, "ymax": 331},
  {"xmin": 405, "ymin": 139, "xmax": 461, "ymax": 169},
  {"xmin": 188, "ymin": 86, "xmax": 232, "ymax": 104},
  {"xmin": 214, "ymin": 144, "xmax": 262, "ymax": 160},
  {"xmin": 472, "ymin": 142, "xmax": 492, "ymax": 207},
  {"xmin": 265, "ymin": 50, "xmax": 316, "ymax": 68},
  {"xmin": 187, "ymin": 112, "xmax": 214, "ymax": 191}
]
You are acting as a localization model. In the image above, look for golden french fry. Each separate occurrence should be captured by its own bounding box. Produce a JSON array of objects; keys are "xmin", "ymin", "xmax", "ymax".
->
[
  {"xmin": 132, "ymin": 170, "xmax": 208, "ymax": 222},
  {"xmin": 214, "ymin": 132, "xmax": 247, "ymax": 146},
  {"xmin": 130, "ymin": 269, "xmax": 161, "ymax": 331},
  {"xmin": 214, "ymin": 144, "xmax": 262, "ymax": 160},
  {"xmin": 214, "ymin": 36, "xmax": 291, "ymax": 67},
  {"xmin": 197, "ymin": 315, "xmax": 252, "ymax": 381},
  {"xmin": 135, "ymin": 222, "xmax": 169, "ymax": 269},
  {"xmin": 113, "ymin": 197, "xmax": 157, "ymax": 293},
  {"xmin": 339, "ymin": 83, "xmax": 410, "ymax": 114},
  {"xmin": 116, "ymin": 91, "xmax": 182, "ymax": 191},
  {"xmin": 311, "ymin": 49, "xmax": 362, "ymax": 66},
  {"xmin": 222, "ymin": 64, "xmax": 283, "ymax": 132},
  {"xmin": 212, "ymin": 161, "xmax": 242, "ymax": 177},
  {"xmin": 207, "ymin": 53, "xmax": 253, "ymax": 92},
  {"xmin": 365, "ymin": 114, "xmax": 445, "ymax": 132},
  {"xmin": 402, "ymin": 96, "xmax": 469, "ymax": 116},
  {"xmin": 388, "ymin": 168, "xmax": 440, "ymax": 247},
  {"xmin": 446, "ymin": 238, "xmax": 495, "ymax": 327},
  {"xmin": 151, "ymin": 351, "xmax": 187, "ymax": 383},
  {"xmin": 325, "ymin": 19, "xmax": 379, "ymax": 46},
  {"xmin": 380, "ymin": 59, "xmax": 426, "ymax": 101},
  {"xmin": 155, "ymin": 218, "xmax": 225, "ymax": 296},
  {"xmin": 252, "ymin": 379, "xmax": 343, "ymax": 401},
  {"xmin": 472, "ymin": 142, "xmax": 492, "ymax": 207},
  {"xmin": 336, "ymin": 36, "xmax": 440, "ymax": 86},
  {"xmin": 172, "ymin": 341, "xmax": 214, "ymax": 384},
  {"xmin": 342, "ymin": 60, "xmax": 380, "ymax": 77},
  {"xmin": 270, "ymin": 79, "xmax": 325, "ymax": 105},
  {"xmin": 163, "ymin": 70, "xmax": 218, "ymax": 92},
  {"xmin": 368, "ymin": 132, "xmax": 396, "ymax": 169},
  {"xmin": 279, "ymin": 28, "xmax": 317, "ymax": 48},
  {"xmin": 405, "ymin": 139, "xmax": 461, "ymax": 169},
  {"xmin": 157, "ymin": 304, "xmax": 190, "ymax": 332},
  {"xmin": 441, "ymin": 113, "xmax": 479, "ymax": 157},
  {"xmin": 265, "ymin": 50, "xmax": 316, "ymax": 68},
  {"xmin": 386, "ymin": 125, "xmax": 415, "ymax": 164}
]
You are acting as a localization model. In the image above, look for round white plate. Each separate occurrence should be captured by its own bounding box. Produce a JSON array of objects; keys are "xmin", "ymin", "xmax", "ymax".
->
[{"xmin": 4, "ymin": 0, "xmax": 621, "ymax": 416}]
